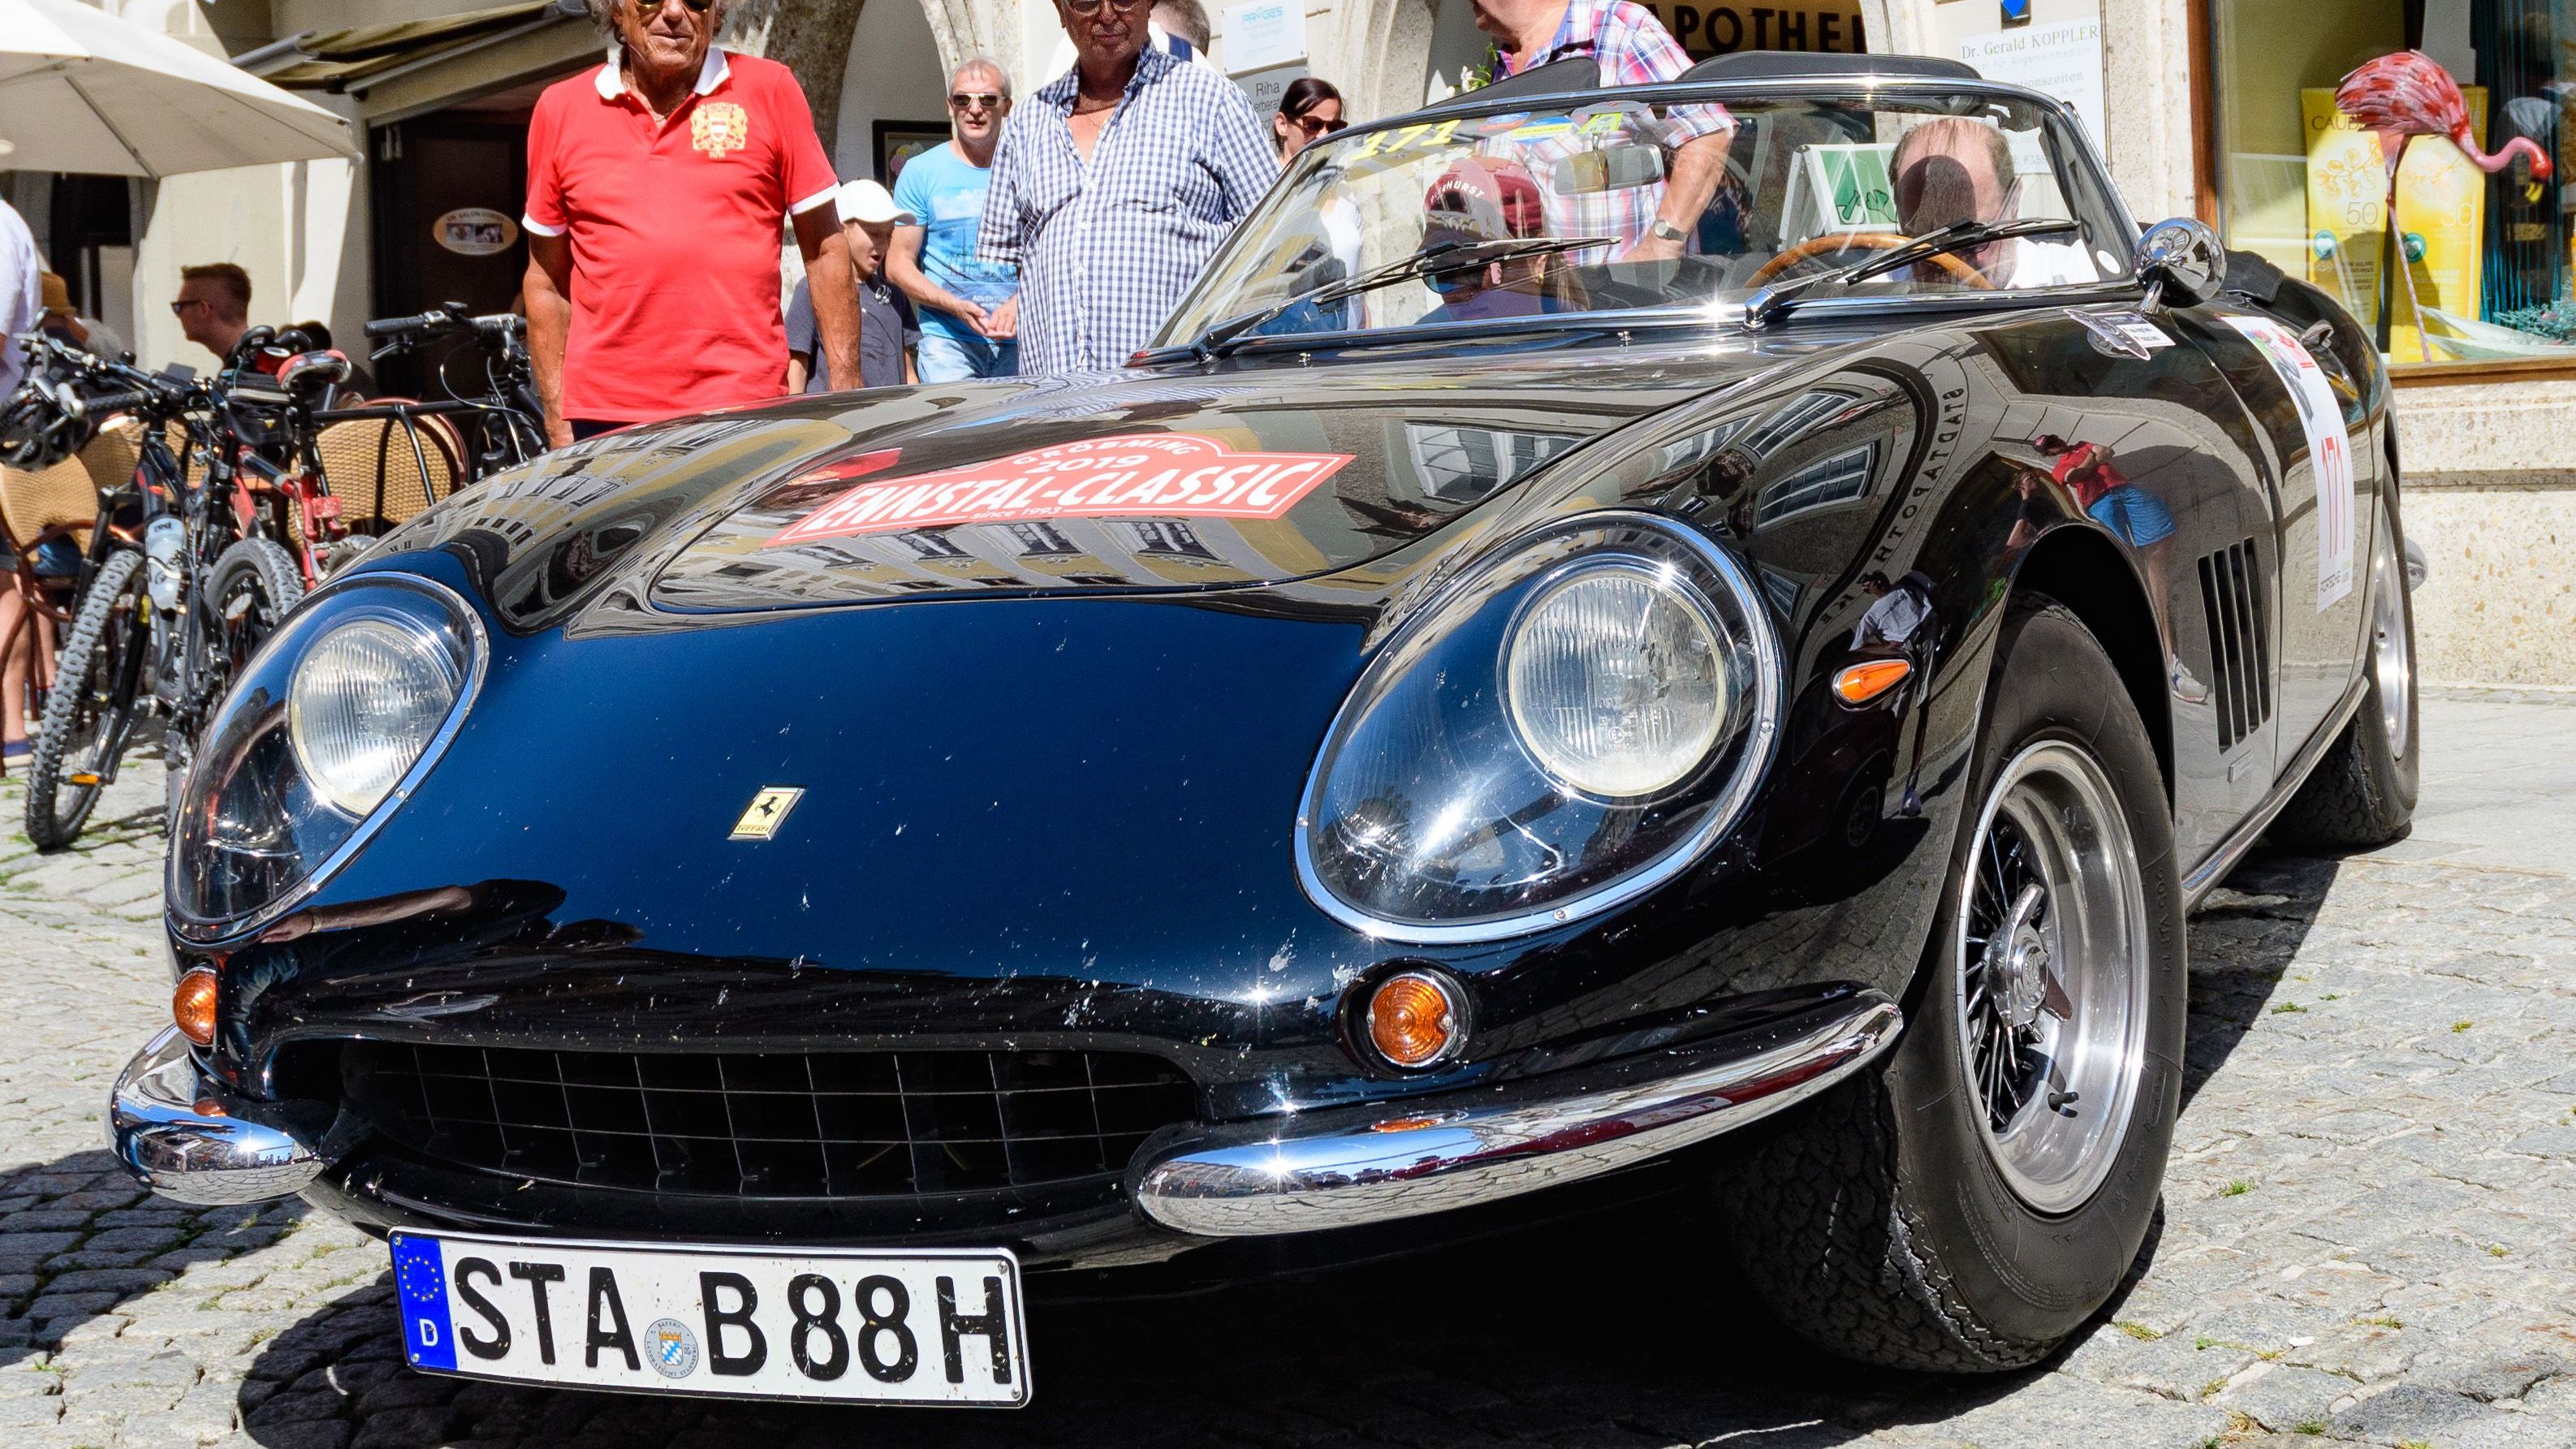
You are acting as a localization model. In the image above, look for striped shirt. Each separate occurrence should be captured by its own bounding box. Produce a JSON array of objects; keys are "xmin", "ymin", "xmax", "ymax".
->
[
  {"xmin": 1496, "ymin": 0, "xmax": 1729, "ymax": 257},
  {"xmin": 977, "ymin": 47, "xmax": 1279, "ymax": 375}
]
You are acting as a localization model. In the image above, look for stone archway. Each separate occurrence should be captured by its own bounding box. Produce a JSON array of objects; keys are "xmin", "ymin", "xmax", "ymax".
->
[
  {"xmin": 1316, "ymin": 0, "xmax": 1445, "ymax": 122},
  {"xmin": 724, "ymin": 0, "xmax": 1000, "ymax": 150}
]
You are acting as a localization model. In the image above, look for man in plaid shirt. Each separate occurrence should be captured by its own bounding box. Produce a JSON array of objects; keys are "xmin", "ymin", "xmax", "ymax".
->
[
  {"xmin": 1472, "ymin": 0, "xmax": 1732, "ymax": 261},
  {"xmin": 978, "ymin": 0, "xmax": 1278, "ymax": 375}
]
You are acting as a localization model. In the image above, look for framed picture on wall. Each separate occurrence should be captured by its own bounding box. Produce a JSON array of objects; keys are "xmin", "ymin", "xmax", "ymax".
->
[{"xmin": 874, "ymin": 122, "xmax": 950, "ymax": 186}]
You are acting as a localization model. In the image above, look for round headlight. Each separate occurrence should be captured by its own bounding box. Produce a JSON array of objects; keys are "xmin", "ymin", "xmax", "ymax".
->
[
  {"xmin": 1504, "ymin": 563, "xmax": 1729, "ymax": 798},
  {"xmin": 1297, "ymin": 512, "xmax": 1780, "ymax": 942},
  {"xmin": 170, "ymin": 574, "xmax": 482, "ymax": 940},
  {"xmin": 289, "ymin": 615, "xmax": 464, "ymax": 817}
]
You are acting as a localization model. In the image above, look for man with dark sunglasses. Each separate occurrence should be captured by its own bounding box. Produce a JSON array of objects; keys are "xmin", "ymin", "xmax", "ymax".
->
[
  {"xmin": 887, "ymin": 59, "xmax": 1022, "ymax": 382},
  {"xmin": 977, "ymin": 0, "xmax": 1277, "ymax": 375},
  {"xmin": 523, "ymin": 0, "xmax": 861, "ymax": 443}
]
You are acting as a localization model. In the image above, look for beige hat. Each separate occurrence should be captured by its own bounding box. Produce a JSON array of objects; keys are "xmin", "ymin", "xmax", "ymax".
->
[
  {"xmin": 40, "ymin": 273, "xmax": 76, "ymax": 320},
  {"xmin": 836, "ymin": 179, "xmax": 915, "ymax": 226}
]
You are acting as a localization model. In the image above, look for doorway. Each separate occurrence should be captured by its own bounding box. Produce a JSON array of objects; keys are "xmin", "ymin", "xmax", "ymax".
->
[{"xmin": 366, "ymin": 72, "xmax": 567, "ymax": 396}]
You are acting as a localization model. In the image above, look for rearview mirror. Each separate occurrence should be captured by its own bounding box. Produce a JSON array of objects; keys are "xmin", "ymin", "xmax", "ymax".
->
[
  {"xmin": 2134, "ymin": 218, "xmax": 2226, "ymax": 309},
  {"xmin": 1552, "ymin": 144, "xmax": 1667, "ymax": 196}
]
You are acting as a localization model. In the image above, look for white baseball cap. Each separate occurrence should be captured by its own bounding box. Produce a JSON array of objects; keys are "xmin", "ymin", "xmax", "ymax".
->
[{"xmin": 836, "ymin": 179, "xmax": 914, "ymax": 226}]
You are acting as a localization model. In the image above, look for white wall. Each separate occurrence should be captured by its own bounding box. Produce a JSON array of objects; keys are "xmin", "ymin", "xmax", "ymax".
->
[
  {"xmin": 835, "ymin": 0, "xmax": 954, "ymax": 182},
  {"xmin": 1422, "ymin": 0, "xmax": 1486, "ymax": 103}
]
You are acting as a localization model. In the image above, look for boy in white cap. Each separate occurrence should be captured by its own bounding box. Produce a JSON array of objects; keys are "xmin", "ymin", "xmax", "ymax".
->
[{"xmin": 787, "ymin": 179, "xmax": 920, "ymax": 391}]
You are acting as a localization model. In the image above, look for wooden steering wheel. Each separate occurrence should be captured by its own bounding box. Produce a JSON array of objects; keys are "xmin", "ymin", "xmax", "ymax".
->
[{"xmin": 1747, "ymin": 231, "xmax": 1992, "ymax": 288}]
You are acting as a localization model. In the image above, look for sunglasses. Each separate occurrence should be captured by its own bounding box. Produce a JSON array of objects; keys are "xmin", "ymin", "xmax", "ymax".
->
[
  {"xmin": 169, "ymin": 299, "xmax": 207, "ymax": 316},
  {"xmin": 1063, "ymin": 0, "xmax": 1147, "ymax": 15},
  {"xmin": 633, "ymin": 0, "xmax": 713, "ymax": 13},
  {"xmin": 949, "ymin": 92, "xmax": 1004, "ymax": 111},
  {"xmin": 1290, "ymin": 114, "xmax": 1347, "ymax": 137}
]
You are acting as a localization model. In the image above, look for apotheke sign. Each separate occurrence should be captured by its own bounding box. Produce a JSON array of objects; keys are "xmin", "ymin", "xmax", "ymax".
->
[{"xmin": 1637, "ymin": 1, "xmax": 1868, "ymax": 58}]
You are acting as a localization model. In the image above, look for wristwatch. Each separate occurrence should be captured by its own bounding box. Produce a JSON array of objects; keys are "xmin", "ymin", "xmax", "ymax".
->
[{"xmin": 1647, "ymin": 218, "xmax": 1689, "ymax": 244}]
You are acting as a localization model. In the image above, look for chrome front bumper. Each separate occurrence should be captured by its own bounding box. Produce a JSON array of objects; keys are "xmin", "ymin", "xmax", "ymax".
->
[
  {"xmin": 108, "ymin": 1027, "xmax": 334, "ymax": 1206},
  {"xmin": 1133, "ymin": 990, "xmax": 1901, "ymax": 1237}
]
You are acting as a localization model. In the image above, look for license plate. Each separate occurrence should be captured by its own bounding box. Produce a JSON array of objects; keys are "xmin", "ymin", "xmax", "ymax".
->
[{"xmin": 390, "ymin": 1231, "xmax": 1029, "ymax": 1406}]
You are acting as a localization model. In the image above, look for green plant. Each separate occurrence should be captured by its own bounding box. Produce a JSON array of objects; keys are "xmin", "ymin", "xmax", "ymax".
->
[
  {"xmin": 2222, "ymin": 1179, "xmax": 2252, "ymax": 1197},
  {"xmin": 2272, "ymin": 1002, "xmax": 2307, "ymax": 1015},
  {"xmin": 2453, "ymin": 1020, "xmax": 2475, "ymax": 1033},
  {"xmin": 2116, "ymin": 1321, "xmax": 2162, "ymax": 1340}
]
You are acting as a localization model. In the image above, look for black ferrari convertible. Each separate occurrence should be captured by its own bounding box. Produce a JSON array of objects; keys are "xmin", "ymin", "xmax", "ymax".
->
[{"xmin": 112, "ymin": 50, "xmax": 2418, "ymax": 1397}]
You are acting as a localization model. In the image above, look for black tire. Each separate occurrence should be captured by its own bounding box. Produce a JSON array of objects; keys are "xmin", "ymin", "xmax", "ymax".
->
[
  {"xmin": 2267, "ymin": 502, "xmax": 2418, "ymax": 849},
  {"xmin": 1717, "ymin": 598, "xmax": 2186, "ymax": 1372},
  {"xmin": 183, "ymin": 535, "xmax": 301, "ymax": 720},
  {"xmin": 24, "ymin": 550, "xmax": 150, "ymax": 851},
  {"xmin": 168, "ymin": 537, "xmax": 304, "ymax": 795}
]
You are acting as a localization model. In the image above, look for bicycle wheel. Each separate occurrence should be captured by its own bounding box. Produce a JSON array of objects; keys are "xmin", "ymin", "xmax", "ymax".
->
[
  {"xmin": 173, "ymin": 535, "xmax": 304, "ymax": 750},
  {"xmin": 26, "ymin": 550, "xmax": 149, "ymax": 850}
]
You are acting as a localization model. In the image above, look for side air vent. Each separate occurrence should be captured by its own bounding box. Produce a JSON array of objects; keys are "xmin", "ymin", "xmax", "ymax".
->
[{"xmin": 2197, "ymin": 538, "xmax": 2272, "ymax": 752}]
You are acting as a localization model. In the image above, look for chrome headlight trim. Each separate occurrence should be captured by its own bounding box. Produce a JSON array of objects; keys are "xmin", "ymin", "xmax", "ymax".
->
[
  {"xmin": 166, "ymin": 572, "xmax": 488, "ymax": 946},
  {"xmin": 1293, "ymin": 510, "xmax": 1783, "ymax": 946}
]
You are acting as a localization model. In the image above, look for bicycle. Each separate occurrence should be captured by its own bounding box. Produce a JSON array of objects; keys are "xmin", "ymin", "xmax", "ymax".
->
[
  {"xmin": 7, "ymin": 335, "xmax": 335, "ymax": 846},
  {"xmin": 231, "ymin": 308, "xmax": 543, "ymax": 588},
  {"xmin": 352, "ymin": 304, "xmax": 546, "ymax": 480}
]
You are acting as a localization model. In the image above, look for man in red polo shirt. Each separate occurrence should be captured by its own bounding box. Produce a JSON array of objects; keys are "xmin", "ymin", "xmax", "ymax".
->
[{"xmin": 522, "ymin": 0, "xmax": 861, "ymax": 444}]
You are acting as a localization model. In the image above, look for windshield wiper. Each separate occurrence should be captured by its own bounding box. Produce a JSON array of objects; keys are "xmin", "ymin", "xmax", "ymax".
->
[
  {"xmin": 1741, "ymin": 218, "xmax": 2084, "ymax": 330},
  {"xmin": 1160, "ymin": 235, "xmax": 1620, "ymax": 364}
]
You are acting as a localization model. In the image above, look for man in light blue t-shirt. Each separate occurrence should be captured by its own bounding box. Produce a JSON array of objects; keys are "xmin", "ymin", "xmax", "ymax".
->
[{"xmin": 887, "ymin": 58, "xmax": 1020, "ymax": 382}]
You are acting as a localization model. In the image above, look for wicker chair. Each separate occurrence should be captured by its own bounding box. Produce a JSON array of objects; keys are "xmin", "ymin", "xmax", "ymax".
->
[
  {"xmin": 314, "ymin": 408, "xmax": 463, "ymax": 533},
  {"xmin": 0, "ymin": 454, "xmax": 97, "ymax": 774}
]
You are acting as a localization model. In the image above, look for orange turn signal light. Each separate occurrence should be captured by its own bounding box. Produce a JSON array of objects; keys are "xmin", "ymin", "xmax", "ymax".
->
[
  {"xmin": 1833, "ymin": 658, "xmax": 1912, "ymax": 706},
  {"xmin": 1366, "ymin": 971, "xmax": 1465, "ymax": 1070},
  {"xmin": 172, "ymin": 968, "xmax": 219, "ymax": 1047}
]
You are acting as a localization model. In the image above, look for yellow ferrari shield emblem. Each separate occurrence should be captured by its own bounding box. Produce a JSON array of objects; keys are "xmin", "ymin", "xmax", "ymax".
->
[{"xmin": 729, "ymin": 787, "xmax": 804, "ymax": 841}]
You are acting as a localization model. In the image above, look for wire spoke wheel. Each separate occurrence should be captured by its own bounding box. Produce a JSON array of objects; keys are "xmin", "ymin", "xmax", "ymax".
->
[{"xmin": 1954, "ymin": 740, "xmax": 2150, "ymax": 1214}]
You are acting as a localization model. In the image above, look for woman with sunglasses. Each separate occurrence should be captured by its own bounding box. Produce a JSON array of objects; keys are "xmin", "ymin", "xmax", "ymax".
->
[{"xmin": 1274, "ymin": 77, "xmax": 1345, "ymax": 161}]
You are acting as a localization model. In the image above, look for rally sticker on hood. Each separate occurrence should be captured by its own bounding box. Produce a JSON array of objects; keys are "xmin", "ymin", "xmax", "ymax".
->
[{"xmin": 767, "ymin": 433, "xmax": 1357, "ymax": 546}]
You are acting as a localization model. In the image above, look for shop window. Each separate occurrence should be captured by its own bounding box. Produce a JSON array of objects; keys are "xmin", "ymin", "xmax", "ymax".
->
[{"xmin": 2213, "ymin": 0, "xmax": 2573, "ymax": 367}]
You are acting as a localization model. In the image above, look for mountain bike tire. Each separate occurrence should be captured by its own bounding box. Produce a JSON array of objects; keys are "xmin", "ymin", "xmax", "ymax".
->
[{"xmin": 25, "ymin": 550, "xmax": 149, "ymax": 851}]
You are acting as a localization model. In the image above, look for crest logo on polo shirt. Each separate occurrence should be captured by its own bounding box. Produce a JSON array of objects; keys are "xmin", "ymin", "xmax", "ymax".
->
[{"xmin": 692, "ymin": 101, "xmax": 750, "ymax": 159}]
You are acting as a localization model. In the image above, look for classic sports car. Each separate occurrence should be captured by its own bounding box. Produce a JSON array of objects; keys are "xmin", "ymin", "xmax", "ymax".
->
[{"xmin": 112, "ymin": 50, "xmax": 2418, "ymax": 1397}]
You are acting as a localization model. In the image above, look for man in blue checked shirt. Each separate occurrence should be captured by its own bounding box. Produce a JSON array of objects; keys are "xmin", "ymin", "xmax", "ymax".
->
[{"xmin": 977, "ymin": 0, "xmax": 1279, "ymax": 375}]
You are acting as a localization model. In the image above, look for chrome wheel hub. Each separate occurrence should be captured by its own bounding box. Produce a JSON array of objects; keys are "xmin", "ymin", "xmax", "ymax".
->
[
  {"xmin": 1955, "ymin": 741, "xmax": 2151, "ymax": 1215},
  {"xmin": 1983, "ymin": 883, "xmax": 2070, "ymax": 1033}
]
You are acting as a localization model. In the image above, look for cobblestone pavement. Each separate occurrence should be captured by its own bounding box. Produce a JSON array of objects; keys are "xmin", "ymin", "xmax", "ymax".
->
[{"xmin": 2, "ymin": 693, "xmax": 2573, "ymax": 1449}]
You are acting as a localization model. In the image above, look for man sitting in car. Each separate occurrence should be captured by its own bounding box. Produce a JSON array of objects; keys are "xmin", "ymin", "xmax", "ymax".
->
[
  {"xmin": 1414, "ymin": 157, "xmax": 1573, "ymax": 326},
  {"xmin": 1888, "ymin": 118, "xmax": 2099, "ymax": 290}
]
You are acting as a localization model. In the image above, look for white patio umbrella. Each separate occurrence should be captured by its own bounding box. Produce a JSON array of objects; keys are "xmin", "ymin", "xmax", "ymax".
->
[{"xmin": 0, "ymin": 0, "xmax": 357, "ymax": 177}]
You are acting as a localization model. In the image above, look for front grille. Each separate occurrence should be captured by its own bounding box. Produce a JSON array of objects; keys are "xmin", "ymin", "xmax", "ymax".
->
[{"xmin": 342, "ymin": 1043, "xmax": 1198, "ymax": 1198}]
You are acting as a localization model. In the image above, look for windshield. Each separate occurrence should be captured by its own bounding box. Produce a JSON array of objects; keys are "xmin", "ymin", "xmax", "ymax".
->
[{"xmin": 1159, "ymin": 88, "xmax": 2134, "ymax": 346}]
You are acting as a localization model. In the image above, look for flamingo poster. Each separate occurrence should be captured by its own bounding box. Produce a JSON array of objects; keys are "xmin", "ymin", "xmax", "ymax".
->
[{"xmin": 2225, "ymin": 317, "xmax": 2356, "ymax": 612}]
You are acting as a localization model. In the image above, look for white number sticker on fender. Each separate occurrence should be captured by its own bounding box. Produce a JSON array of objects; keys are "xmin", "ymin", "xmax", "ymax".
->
[{"xmin": 2225, "ymin": 317, "xmax": 2356, "ymax": 611}]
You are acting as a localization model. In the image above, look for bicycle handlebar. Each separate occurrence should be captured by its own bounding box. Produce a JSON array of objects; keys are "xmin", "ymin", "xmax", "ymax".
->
[
  {"xmin": 364, "ymin": 308, "xmax": 524, "ymax": 341},
  {"xmin": 79, "ymin": 390, "xmax": 154, "ymax": 417}
]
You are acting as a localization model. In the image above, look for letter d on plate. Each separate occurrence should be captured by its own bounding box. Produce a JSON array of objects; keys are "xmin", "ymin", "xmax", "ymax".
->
[{"xmin": 394, "ymin": 1233, "xmax": 459, "ymax": 1370}]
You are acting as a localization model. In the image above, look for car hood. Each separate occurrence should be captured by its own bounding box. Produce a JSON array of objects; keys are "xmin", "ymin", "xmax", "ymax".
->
[{"xmin": 373, "ymin": 348, "xmax": 1780, "ymax": 628}]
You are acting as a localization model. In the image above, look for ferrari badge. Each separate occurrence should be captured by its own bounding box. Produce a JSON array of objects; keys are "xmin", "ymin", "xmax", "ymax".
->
[{"xmin": 729, "ymin": 786, "xmax": 804, "ymax": 841}]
